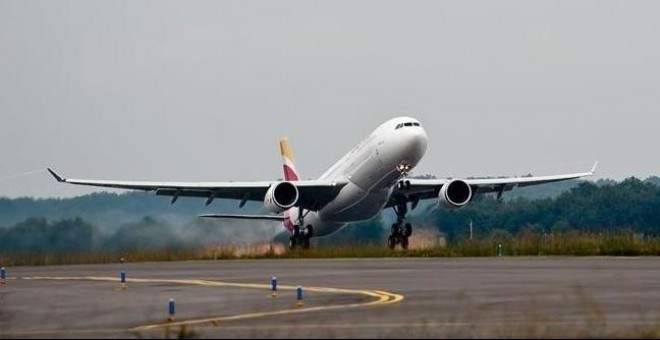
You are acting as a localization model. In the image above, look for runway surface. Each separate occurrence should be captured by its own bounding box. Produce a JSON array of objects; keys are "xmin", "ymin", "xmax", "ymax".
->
[{"xmin": 1, "ymin": 257, "xmax": 659, "ymax": 338}]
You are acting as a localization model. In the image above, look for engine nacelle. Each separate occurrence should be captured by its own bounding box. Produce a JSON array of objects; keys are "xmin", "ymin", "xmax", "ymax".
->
[
  {"xmin": 438, "ymin": 179, "xmax": 472, "ymax": 210},
  {"xmin": 264, "ymin": 181, "xmax": 299, "ymax": 213}
]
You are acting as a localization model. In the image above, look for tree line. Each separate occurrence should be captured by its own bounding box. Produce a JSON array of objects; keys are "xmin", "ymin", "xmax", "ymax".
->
[
  {"xmin": 0, "ymin": 176, "xmax": 659, "ymax": 255},
  {"xmin": 419, "ymin": 177, "xmax": 660, "ymax": 242}
]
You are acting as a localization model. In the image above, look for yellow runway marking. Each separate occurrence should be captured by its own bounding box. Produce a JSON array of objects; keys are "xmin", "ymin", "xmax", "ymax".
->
[{"xmin": 23, "ymin": 276, "xmax": 403, "ymax": 332}]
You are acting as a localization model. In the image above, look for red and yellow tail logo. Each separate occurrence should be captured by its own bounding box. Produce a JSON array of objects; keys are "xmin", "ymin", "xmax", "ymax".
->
[
  {"xmin": 280, "ymin": 137, "xmax": 298, "ymax": 232},
  {"xmin": 279, "ymin": 137, "xmax": 299, "ymax": 181}
]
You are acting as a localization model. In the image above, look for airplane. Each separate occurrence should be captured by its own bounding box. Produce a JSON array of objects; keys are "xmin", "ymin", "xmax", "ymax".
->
[{"xmin": 47, "ymin": 116, "xmax": 597, "ymax": 250}]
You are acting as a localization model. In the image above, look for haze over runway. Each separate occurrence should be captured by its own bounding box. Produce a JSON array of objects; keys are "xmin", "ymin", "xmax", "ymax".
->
[{"xmin": 1, "ymin": 1, "xmax": 658, "ymax": 198}]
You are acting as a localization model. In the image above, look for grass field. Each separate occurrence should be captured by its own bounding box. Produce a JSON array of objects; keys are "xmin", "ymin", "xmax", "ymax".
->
[{"xmin": 1, "ymin": 231, "xmax": 658, "ymax": 267}]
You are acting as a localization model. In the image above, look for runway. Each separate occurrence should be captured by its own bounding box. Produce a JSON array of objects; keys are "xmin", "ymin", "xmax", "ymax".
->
[{"xmin": 1, "ymin": 257, "xmax": 659, "ymax": 338}]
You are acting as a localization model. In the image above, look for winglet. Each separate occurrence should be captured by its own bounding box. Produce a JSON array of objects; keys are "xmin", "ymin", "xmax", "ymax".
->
[
  {"xmin": 590, "ymin": 161, "xmax": 599, "ymax": 175},
  {"xmin": 47, "ymin": 168, "xmax": 65, "ymax": 182}
]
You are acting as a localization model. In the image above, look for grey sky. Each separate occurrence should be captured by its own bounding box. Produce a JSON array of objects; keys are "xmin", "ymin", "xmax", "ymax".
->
[{"xmin": 1, "ymin": 0, "xmax": 658, "ymax": 198}]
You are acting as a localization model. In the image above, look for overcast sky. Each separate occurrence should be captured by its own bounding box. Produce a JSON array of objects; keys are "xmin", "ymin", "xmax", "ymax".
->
[{"xmin": 1, "ymin": 0, "xmax": 658, "ymax": 198}]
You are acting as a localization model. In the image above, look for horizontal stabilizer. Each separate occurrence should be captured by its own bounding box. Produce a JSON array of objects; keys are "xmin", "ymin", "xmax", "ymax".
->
[{"xmin": 198, "ymin": 214, "xmax": 285, "ymax": 221}]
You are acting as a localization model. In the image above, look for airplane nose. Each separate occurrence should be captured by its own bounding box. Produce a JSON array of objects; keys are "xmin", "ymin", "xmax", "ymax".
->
[
  {"xmin": 381, "ymin": 125, "xmax": 429, "ymax": 169},
  {"xmin": 410, "ymin": 128, "xmax": 428, "ymax": 155},
  {"xmin": 398, "ymin": 127, "xmax": 428, "ymax": 164}
]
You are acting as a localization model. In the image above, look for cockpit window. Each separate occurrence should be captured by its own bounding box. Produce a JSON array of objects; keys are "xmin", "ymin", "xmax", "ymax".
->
[{"xmin": 395, "ymin": 122, "xmax": 421, "ymax": 130}]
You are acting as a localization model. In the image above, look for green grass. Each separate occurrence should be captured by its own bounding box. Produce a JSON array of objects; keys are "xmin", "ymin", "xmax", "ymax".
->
[{"xmin": 1, "ymin": 231, "xmax": 659, "ymax": 267}]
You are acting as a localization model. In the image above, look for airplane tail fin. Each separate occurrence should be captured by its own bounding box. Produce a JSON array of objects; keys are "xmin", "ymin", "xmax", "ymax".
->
[
  {"xmin": 279, "ymin": 137, "xmax": 298, "ymax": 232},
  {"xmin": 279, "ymin": 137, "xmax": 299, "ymax": 181}
]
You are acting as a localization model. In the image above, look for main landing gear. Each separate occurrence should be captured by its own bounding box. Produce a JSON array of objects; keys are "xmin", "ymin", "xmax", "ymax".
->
[
  {"xmin": 388, "ymin": 201, "xmax": 413, "ymax": 250},
  {"xmin": 289, "ymin": 224, "xmax": 314, "ymax": 250},
  {"xmin": 289, "ymin": 209, "xmax": 314, "ymax": 250}
]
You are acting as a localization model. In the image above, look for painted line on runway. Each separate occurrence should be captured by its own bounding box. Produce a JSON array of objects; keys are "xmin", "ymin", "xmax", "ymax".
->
[{"xmin": 23, "ymin": 276, "xmax": 403, "ymax": 332}]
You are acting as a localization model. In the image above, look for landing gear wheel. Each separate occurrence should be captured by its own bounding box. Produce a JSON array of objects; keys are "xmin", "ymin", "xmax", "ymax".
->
[
  {"xmin": 289, "ymin": 235, "xmax": 298, "ymax": 250},
  {"xmin": 404, "ymin": 223, "xmax": 412, "ymax": 237},
  {"xmin": 401, "ymin": 236, "xmax": 409, "ymax": 250},
  {"xmin": 387, "ymin": 235, "xmax": 396, "ymax": 250},
  {"xmin": 301, "ymin": 225, "xmax": 313, "ymax": 250},
  {"xmin": 391, "ymin": 223, "xmax": 398, "ymax": 235}
]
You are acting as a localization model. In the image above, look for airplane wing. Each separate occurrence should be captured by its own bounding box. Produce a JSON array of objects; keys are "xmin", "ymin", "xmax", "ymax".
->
[
  {"xmin": 388, "ymin": 162, "xmax": 598, "ymax": 206},
  {"xmin": 47, "ymin": 168, "xmax": 346, "ymax": 211}
]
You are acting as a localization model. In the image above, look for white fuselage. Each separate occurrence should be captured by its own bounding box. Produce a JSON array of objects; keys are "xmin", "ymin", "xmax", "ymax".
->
[{"xmin": 287, "ymin": 117, "xmax": 428, "ymax": 237}]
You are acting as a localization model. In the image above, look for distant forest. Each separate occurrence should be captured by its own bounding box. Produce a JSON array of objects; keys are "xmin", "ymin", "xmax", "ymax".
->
[{"xmin": 0, "ymin": 176, "xmax": 659, "ymax": 255}]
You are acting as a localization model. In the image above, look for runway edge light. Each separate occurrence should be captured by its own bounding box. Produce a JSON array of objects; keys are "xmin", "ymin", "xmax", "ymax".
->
[
  {"xmin": 296, "ymin": 286, "xmax": 304, "ymax": 307},
  {"xmin": 168, "ymin": 298, "xmax": 176, "ymax": 322},
  {"xmin": 119, "ymin": 269, "xmax": 127, "ymax": 290},
  {"xmin": 270, "ymin": 277, "xmax": 277, "ymax": 297}
]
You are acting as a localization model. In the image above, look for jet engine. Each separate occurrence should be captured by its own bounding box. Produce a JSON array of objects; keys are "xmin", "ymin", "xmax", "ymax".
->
[
  {"xmin": 438, "ymin": 179, "xmax": 472, "ymax": 210},
  {"xmin": 264, "ymin": 181, "xmax": 299, "ymax": 213}
]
